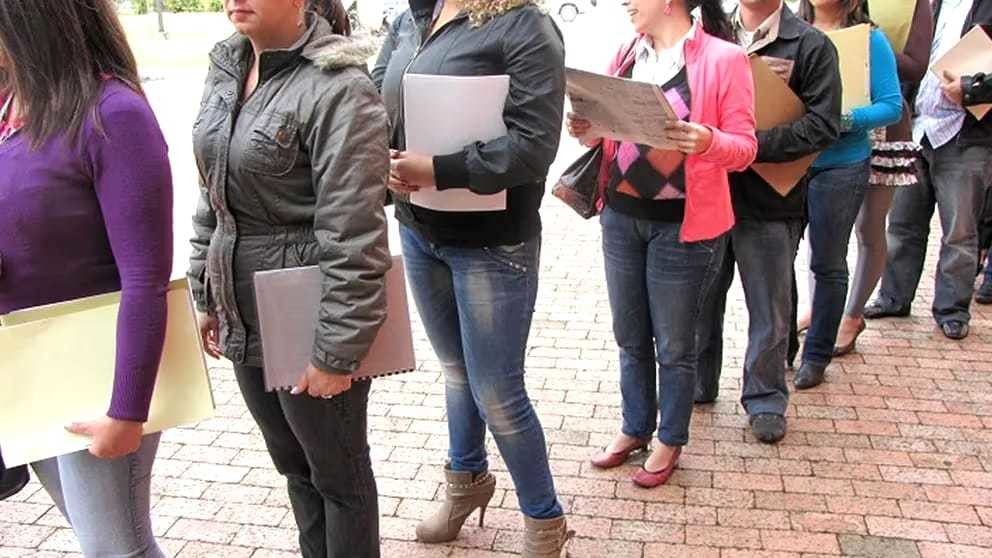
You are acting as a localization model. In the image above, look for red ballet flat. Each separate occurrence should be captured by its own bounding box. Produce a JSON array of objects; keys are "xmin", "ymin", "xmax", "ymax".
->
[
  {"xmin": 632, "ymin": 447, "xmax": 682, "ymax": 489},
  {"xmin": 590, "ymin": 438, "xmax": 651, "ymax": 469}
]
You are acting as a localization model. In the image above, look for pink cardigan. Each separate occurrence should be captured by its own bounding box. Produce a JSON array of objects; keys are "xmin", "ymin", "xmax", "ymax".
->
[{"xmin": 598, "ymin": 26, "xmax": 757, "ymax": 242}]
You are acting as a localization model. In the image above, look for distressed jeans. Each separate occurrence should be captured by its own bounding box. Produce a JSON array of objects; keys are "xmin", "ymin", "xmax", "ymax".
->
[{"xmin": 400, "ymin": 225, "xmax": 562, "ymax": 520}]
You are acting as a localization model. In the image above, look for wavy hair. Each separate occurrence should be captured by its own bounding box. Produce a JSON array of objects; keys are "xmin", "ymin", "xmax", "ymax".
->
[{"xmin": 459, "ymin": 0, "xmax": 541, "ymax": 26}]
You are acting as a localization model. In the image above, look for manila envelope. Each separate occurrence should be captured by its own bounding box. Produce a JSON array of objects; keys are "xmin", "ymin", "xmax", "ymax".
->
[
  {"xmin": 827, "ymin": 24, "xmax": 872, "ymax": 113},
  {"xmin": 932, "ymin": 25, "xmax": 992, "ymax": 120},
  {"xmin": 0, "ymin": 279, "xmax": 214, "ymax": 467},
  {"xmin": 749, "ymin": 55, "xmax": 818, "ymax": 196}
]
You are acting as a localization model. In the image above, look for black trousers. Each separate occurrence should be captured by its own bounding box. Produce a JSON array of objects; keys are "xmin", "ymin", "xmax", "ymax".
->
[{"xmin": 234, "ymin": 365, "xmax": 380, "ymax": 558}]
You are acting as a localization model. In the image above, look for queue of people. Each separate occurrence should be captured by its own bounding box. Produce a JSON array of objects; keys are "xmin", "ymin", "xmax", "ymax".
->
[{"xmin": 1, "ymin": 0, "xmax": 989, "ymax": 556}]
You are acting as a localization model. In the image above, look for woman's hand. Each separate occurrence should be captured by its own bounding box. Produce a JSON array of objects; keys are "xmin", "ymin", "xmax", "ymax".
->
[
  {"xmin": 664, "ymin": 121, "xmax": 714, "ymax": 155},
  {"xmin": 389, "ymin": 150, "xmax": 435, "ymax": 192},
  {"xmin": 66, "ymin": 417, "xmax": 144, "ymax": 459},
  {"xmin": 197, "ymin": 312, "xmax": 222, "ymax": 359},
  {"xmin": 566, "ymin": 112, "xmax": 600, "ymax": 146},
  {"xmin": 291, "ymin": 364, "xmax": 353, "ymax": 398}
]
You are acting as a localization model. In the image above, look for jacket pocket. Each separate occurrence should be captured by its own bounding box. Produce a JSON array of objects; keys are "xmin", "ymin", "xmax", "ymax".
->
[{"xmin": 243, "ymin": 113, "xmax": 300, "ymax": 177}]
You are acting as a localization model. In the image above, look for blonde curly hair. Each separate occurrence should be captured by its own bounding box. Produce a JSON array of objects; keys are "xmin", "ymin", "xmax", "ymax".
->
[{"xmin": 460, "ymin": 0, "xmax": 544, "ymax": 26}]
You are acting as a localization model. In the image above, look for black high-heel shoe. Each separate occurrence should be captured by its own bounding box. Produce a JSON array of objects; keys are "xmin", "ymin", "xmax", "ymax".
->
[{"xmin": 833, "ymin": 319, "xmax": 866, "ymax": 357}]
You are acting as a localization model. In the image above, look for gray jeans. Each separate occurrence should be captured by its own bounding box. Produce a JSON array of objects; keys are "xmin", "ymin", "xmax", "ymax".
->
[
  {"xmin": 878, "ymin": 139, "xmax": 992, "ymax": 324},
  {"xmin": 32, "ymin": 433, "xmax": 164, "ymax": 558},
  {"xmin": 696, "ymin": 219, "xmax": 802, "ymax": 417}
]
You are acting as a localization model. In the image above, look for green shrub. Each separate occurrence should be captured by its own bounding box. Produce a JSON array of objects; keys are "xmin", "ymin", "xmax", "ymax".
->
[
  {"xmin": 164, "ymin": 0, "xmax": 203, "ymax": 12},
  {"xmin": 133, "ymin": 0, "xmax": 149, "ymax": 14},
  {"xmin": 206, "ymin": 0, "xmax": 223, "ymax": 11}
]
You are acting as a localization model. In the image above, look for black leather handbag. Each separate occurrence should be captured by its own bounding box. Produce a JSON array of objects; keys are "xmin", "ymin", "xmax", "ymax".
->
[{"xmin": 551, "ymin": 145, "xmax": 604, "ymax": 220}]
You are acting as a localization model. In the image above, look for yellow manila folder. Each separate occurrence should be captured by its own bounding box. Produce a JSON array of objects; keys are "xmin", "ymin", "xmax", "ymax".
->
[
  {"xmin": 827, "ymin": 24, "xmax": 872, "ymax": 113},
  {"xmin": 932, "ymin": 26, "xmax": 992, "ymax": 120},
  {"xmin": 749, "ymin": 55, "xmax": 817, "ymax": 196},
  {"xmin": 0, "ymin": 279, "xmax": 214, "ymax": 467}
]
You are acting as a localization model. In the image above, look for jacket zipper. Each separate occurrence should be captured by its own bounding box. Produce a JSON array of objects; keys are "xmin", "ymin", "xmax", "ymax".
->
[{"xmin": 397, "ymin": 12, "xmax": 469, "ymax": 147}]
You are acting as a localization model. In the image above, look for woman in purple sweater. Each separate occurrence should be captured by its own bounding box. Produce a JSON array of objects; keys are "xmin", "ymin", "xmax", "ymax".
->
[{"xmin": 0, "ymin": 1, "xmax": 172, "ymax": 555}]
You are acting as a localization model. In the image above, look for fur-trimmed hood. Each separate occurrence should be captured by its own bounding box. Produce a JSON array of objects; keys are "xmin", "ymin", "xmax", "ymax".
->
[
  {"xmin": 210, "ymin": 15, "xmax": 381, "ymax": 76},
  {"xmin": 309, "ymin": 33, "xmax": 383, "ymax": 71}
]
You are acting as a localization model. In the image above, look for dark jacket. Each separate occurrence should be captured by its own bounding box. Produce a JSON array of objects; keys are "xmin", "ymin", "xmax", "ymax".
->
[
  {"xmin": 372, "ymin": 0, "xmax": 566, "ymax": 247},
  {"xmin": 729, "ymin": 5, "xmax": 842, "ymax": 222},
  {"xmin": 188, "ymin": 17, "xmax": 392, "ymax": 372},
  {"xmin": 932, "ymin": 0, "xmax": 992, "ymax": 146},
  {"xmin": 964, "ymin": 72, "xmax": 992, "ymax": 106}
]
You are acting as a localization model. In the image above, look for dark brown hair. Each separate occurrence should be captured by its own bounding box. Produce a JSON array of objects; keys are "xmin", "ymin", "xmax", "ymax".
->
[
  {"xmin": 688, "ymin": 0, "xmax": 735, "ymax": 43},
  {"xmin": 0, "ymin": 0, "xmax": 143, "ymax": 148},
  {"xmin": 308, "ymin": 0, "xmax": 352, "ymax": 36},
  {"xmin": 798, "ymin": 0, "xmax": 872, "ymax": 28}
]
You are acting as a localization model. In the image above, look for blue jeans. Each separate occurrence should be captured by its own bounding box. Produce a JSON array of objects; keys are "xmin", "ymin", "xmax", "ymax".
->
[
  {"xmin": 804, "ymin": 161, "xmax": 870, "ymax": 366},
  {"xmin": 601, "ymin": 207, "xmax": 726, "ymax": 447},
  {"xmin": 32, "ymin": 433, "xmax": 164, "ymax": 558},
  {"xmin": 697, "ymin": 219, "xmax": 802, "ymax": 417},
  {"xmin": 400, "ymin": 226, "xmax": 562, "ymax": 520}
]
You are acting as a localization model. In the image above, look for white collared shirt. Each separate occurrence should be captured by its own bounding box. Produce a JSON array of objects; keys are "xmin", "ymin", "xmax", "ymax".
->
[
  {"xmin": 631, "ymin": 21, "xmax": 697, "ymax": 86},
  {"xmin": 734, "ymin": 3, "xmax": 784, "ymax": 50},
  {"xmin": 912, "ymin": 0, "xmax": 974, "ymax": 147}
]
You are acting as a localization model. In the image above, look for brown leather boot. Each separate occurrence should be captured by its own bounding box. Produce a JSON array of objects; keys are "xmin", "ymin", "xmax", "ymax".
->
[
  {"xmin": 416, "ymin": 467, "xmax": 496, "ymax": 543},
  {"xmin": 523, "ymin": 515, "xmax": 574, "ymax": 558}
]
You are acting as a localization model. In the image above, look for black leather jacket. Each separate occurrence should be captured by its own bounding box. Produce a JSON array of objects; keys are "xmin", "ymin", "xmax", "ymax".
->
[{"xmin": 372, "ymin": 1, "xmax": 566, "ymax": 247}]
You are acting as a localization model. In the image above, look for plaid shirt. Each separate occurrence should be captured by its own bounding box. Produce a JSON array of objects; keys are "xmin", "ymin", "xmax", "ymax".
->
[{"xmin": 913, "ymin": 0, "xmax": 974, "ymax": 148}]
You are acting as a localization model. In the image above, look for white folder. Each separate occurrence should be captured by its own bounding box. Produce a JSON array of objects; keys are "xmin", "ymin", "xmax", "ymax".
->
[
  {"xmin": 403, "ymin": 74, "xmax": 510, "ymax": 212},
  {"xmin": 253, "ymin": 256, "xmax": 416, "ymax": 392}
]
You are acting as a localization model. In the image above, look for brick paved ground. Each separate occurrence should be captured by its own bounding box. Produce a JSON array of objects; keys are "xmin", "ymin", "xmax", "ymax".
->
[{"xmin": 3, "ymin": 198, "xmax": 991, "ymax": 558}]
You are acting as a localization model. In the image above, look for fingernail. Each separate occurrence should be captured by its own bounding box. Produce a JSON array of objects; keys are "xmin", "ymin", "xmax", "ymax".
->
[{"xmin": 290, "ymin": 387, "xmax": 302, "ymax": 395}]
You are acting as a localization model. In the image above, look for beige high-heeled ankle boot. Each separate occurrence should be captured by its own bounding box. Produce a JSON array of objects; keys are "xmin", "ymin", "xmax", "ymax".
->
[
  {"xmin": 523, "ymin": 515, "xmax": 574, "ymax": 558},
  {"xmin": 415, "ymin": 467, "xmax": 496, "ymax": 543}
]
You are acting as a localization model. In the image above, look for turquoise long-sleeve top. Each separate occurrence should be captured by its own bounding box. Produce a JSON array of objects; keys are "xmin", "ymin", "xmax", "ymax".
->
[{"xmin": 813, "ymin": 28, "xmax": 903, "ymax": 168}]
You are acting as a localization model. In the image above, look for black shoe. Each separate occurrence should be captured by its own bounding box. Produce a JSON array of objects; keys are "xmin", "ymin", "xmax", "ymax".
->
[
  {"xmin": 976, "ymin": 281, "xmax": 992, "ymax": 305},
  {"xmin": 794, "ymin": 362, "xmax": 827, "ymax": 390},
  {"xmin": 863, "ymin": 298, "xmax": 911, "ymax": 319},
  {"xmin": 694, "ymin": 388, "xmax": 718, "ymax": 405},
  {"xmin": 750, "ymin": 414, "xmax": 787, "ymax": 444},
  {"xmin": 0, "ymin": 465, "xmax": 29, "ymax": 501},
  {"xmin": 941, "ymin": 321, "xmax": 970, "ymax": 340}
]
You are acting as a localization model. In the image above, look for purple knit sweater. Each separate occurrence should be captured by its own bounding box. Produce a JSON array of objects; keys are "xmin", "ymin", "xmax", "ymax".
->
[{"xmin": 0, "ymin": 80, "xmax": 173, "ymax": 422}]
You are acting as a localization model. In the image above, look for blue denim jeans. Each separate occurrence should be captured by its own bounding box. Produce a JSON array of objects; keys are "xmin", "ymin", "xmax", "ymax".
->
[
  {"xmin": 697, "ymin": 219, "xmax": 802, "ymax": 417},
  {"xmin": 601, "ymin": 207, "xmax": 726, "ymax": 447},
  {"xmin": 804, "ymin": 161, "xmax": 870, "ymax": 366},
  {"xmin": 32, "ymin": 433, "xmax": 164, "ymax": 558},
  {"xmin": 400, "ymin": 226, "xmax": 562, "ymax": 520}
]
